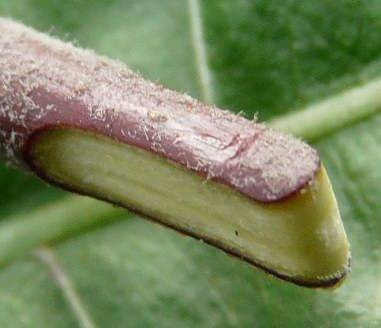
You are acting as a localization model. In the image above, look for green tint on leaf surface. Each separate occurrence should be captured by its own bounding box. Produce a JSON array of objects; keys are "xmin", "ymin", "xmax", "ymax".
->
[{"xmin": 0, "ymin": 0, "xmax": 381, "ymax": 327}]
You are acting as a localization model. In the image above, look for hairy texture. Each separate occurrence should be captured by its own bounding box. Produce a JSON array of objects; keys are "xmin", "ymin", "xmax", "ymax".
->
[{"xmin": 0, "ymin": 17, "xmax": 319, "ymax": 203}]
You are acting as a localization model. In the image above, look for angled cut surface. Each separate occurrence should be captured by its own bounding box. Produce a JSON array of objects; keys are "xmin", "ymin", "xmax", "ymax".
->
[
  {"xmin": 29, "ymin": 128, "xmax": 350, "ymax": 287},
  {"xmin": 0, "ymin": 18, "xmax": 350, "ymax": 287}
]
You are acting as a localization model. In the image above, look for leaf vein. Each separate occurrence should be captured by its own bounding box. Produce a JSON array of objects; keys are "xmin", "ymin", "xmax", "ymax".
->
[
  {"xmin": 34, "ymin": 247, "xmax": 97, "ymax": 328},
  {"xmin": 269, "ymin": 77, "xmax": 381, "ymax": 141},
  {"xmin": 188, "ymin": 0, "xmax": 215, "ymax": 103}
]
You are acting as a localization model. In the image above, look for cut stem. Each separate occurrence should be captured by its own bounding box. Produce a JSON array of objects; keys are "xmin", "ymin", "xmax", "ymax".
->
[
  {"xmin": 0, "ymin": 18, "xmax": 351, "ymax": 287},
  {"xmin": 28, "ymin": 128, "xmax": 349, "ymax": 287}
]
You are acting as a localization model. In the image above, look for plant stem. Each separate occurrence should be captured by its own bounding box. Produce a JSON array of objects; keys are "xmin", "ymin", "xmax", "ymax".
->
[
  {"xmin": 2, "ymin": 72, "xmax": 381, "ymax": 271},
  {"xmin": 3, "ymin": 74, "xmax": 380, "ymax": 269},
  {"xmin": 269, "ymin": 77, "xmax": 381, "ymax": 140}
]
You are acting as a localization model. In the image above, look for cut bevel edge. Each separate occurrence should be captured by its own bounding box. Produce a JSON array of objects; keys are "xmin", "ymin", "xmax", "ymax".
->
[{"xmin": 25, "ymin": 127, "xmax": 350, "ymax": 288}]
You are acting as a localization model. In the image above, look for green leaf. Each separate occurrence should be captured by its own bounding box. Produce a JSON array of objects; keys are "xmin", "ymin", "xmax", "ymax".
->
[{"xmin": 1, "ymin": 0, "xmax": 381, "ymax": 327}]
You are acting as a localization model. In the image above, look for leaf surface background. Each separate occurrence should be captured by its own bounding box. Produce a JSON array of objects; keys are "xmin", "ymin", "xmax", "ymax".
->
[{"xmin": 0, "ymin": 1, "xmax": 381, "ymax": 327}]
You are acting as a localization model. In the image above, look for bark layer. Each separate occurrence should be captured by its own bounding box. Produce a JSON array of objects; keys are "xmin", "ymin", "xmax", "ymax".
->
[{"xmin": 0, "ymin": 18, "xmax": 320, "ymax": 203}]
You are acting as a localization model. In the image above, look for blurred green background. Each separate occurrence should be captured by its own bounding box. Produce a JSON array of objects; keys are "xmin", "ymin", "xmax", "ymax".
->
[{"xmin": 1, "ymin": 0, "xmax": 381, "ymax": 327}]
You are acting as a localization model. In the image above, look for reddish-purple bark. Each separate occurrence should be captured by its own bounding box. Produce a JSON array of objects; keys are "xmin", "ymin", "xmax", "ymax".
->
[{"xmin": 0, "ymin": 18, "xmax": 320, "ymax": 203}]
